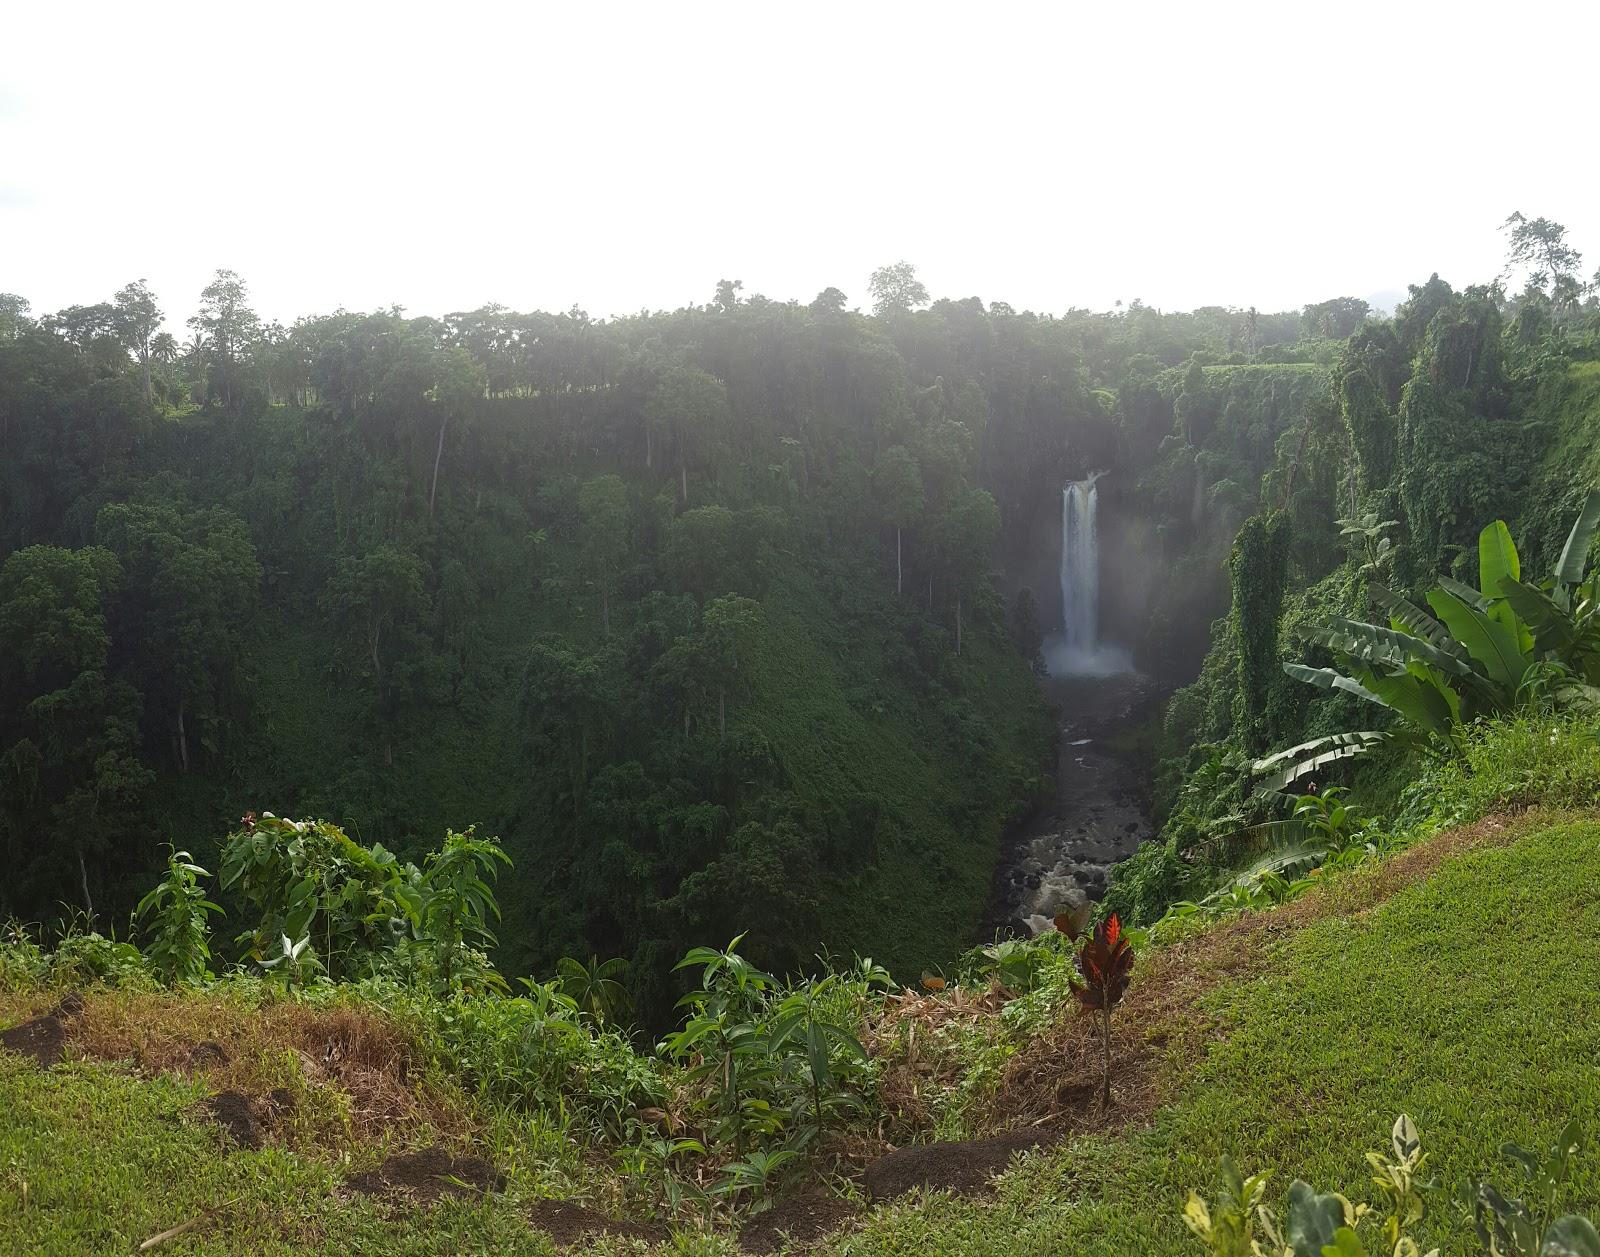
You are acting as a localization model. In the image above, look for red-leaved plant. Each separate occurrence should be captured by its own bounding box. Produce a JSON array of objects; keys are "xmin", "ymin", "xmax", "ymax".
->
[{"xmin": 1074, "ymin": 912, "xmax": 1134, "ymax": 1110}]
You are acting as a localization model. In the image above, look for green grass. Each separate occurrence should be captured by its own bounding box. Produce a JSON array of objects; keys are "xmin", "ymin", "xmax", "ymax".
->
[
  {"xmin": 0, "ymin": 1046, "xmax": 736, "ymax": 1256},
  {"xmin": 825, "ymin": 813, "xmax": 1600, "ymax": 1256}
]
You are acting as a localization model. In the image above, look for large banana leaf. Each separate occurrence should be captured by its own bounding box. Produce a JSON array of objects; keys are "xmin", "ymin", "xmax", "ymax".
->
[
  {"xmin": 1479, "ymin": 519, "xmax": 1521, "ymax": 599},
  {"xmin": 1282, "ymin": 663, "xmax": 1385, "ymax": 706},
  {"xmin": 1354, "ymin": 664, "xmax": 1458, "ymax": 739},
  {"xmin": 1438, "ymin": 574, "xmax": 1491, "ymax": 612},
  {"xmin": 1425, "ymin": 587, "xmax": 1530, "ymax": 696},
  {"xmin": 1555, "ymin": 489, "xmax": 1600, "ymax": 585},
  {"xmin": 1499, "ymin": 575, "xmax": 1579, "ymax": 654},
  {"xmin": 1250, "ymin": 730, "xmax": 1388, "ymax": 777},
  {"xmin": 1369, "ymin": 583, "xmax": 1469, "ymax": 661},
  {"xmin": 1319, "ymin": 617, "xmax": 1478, "ymax": 679},
  {"xmin": 1478, "ymin": 519, "xmax": 1533, "ymax": 649},
  {"xmin": 1251, "ymin": 733, "xmax": 1387, "ymax": 793}
]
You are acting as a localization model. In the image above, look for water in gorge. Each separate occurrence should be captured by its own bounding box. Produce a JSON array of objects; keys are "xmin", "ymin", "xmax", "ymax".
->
[{"xmin": 984, "ymin": 474, "xmax": 1155, "ymax": 937}]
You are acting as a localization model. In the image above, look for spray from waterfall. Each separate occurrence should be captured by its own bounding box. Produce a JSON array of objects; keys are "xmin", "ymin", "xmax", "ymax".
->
[{"xmin": 1045, "ymin": 470, "xmax": 1133, "ymax": 676}]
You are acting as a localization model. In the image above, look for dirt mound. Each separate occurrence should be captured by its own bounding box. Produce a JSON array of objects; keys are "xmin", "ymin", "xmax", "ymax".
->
[
  {"xmin": 0, "ymin": 1012, "xmax": 69, "ymax": 1067},
  {"xmin": 198, "ymin": 1088, "xmax": 295, "ymax": 1149},
  {"xmin": 862, "ymin": 1130, "xmax": 1063, "ymax": 1201},
  {"xmin": 203, "ymin": 1090, "xmax": 264, "ymax": 1148},
  {"xmin": 185, "ymin": 1040, "xmax": 229, "ymax": 1071},
  {"xmin": 346, "ymin": 1148, "xmax": 504, "ymax": 1206},
  {"xmin": 1, "ymin": 992, "xmax": 82, "ymax": 1067},
  {"xmin": 739, "ymin": 1190, "xmax": 859, "ymax": 1252},
  {"xmin": 526, "ymin": 1200, "xmax": 667, "ymax": 1247}
]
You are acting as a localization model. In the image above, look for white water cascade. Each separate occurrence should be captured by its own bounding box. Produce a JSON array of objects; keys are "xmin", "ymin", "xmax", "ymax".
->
[
  {"xmin": 1060, "ymin": 473, "xmax": 1103, "ymax": 651},
  {"xmin": 1046, "ymin": 471, "xmax": 1132, "ymax": 676}
]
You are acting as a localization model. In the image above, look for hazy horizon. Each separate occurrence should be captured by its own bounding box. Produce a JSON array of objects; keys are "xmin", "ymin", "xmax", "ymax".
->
[{"xmin": 7, "ymin": 2, "xmax": 1598, "ymax": 331}]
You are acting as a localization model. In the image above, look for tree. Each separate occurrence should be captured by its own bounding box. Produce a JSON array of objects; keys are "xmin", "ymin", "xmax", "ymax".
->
[
  {"xmin": 867, "ymin": 261, "xmax": 929, "ymax": 317},
  {"xmin": 319, "ymin": 545, "xmax": 434, "ymax": 763},
  {"xmin": 0, "ymin": 293, "xmax": 31, "ymax": 339},
  {"xmin": 713, "ymin": 279, "xmax": 743, "ymax": 313},
  {"xmin": 932, "ymin": 487, "xmax": 1000, "ymax": 654},
  {"xmin": 1501, "ymin": 212, "xmax": 1585, "ymax": 311},
  {"xmin": 809, "ymin": 286, "xmax": 848, "ymax": 315},
  {"xmin": 113, "ymin": 280, "xmax": 163, "ymax": 402},
  {"xmin": 94, "ymin": 503, "xmax": 260, "ymax": 772},
  {"xmin": 646, "ymin": 365, "xmax": 731, "ymax": 502},
  {"xmin": 188, "ymin": 269, "xmax": 260, "ymax": 410},
  {"xmin": 1009, "ymin": 588, "xmax": 1045, "ymax": 673},
  {"xmin": 579, "ymin": 474, "xmax": 629, "ymax": 635},
  {"xmin": 874, "ymin": 445, "xmax": 924, "ymax": 595},
  {"xmin": 700, "ymin": 595, "xmax": 763, "ymax": 740},
  {"xmin": 1300, "ymin": 297, "xmax": 1370, "ymax": 339},
  {"xmin": 428, "ymin": 345, "xmax": 484, "ymax": 516},
  {"xmin": 0, "ymin": 545, "xmax": 151, "ymax": 919}
]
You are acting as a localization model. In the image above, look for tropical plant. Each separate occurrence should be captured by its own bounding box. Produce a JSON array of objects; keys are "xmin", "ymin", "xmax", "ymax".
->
[
  {"xmin": 1473, "ymin": 1119, "xmax": 1588, "ymax": 1256},
  {"xmin": 1338, "ymin": 512, "xmax": 1400, "ymax": 579},
  {"xmin": 766, "ymin": 975, "xmax": 870, "ymax": 1138},
  {"xmin": 712, "ymin": 1147, "xmax": 798, "ymax": 1210},
  {"xmin": 390, "ymin": 827, "xmax": 511, "ymax": 995},
  {"xmin": 260, "ymin": 929, "xmax": 320, "ymax": 989},
  {"xmin": 1075, "ymin": 913, "xmax": 1134, "ymax": 1110},
  {"xmin": 219, "ymin": 813, "xmax": 403, "ymax": 979},
  {"xmin": 661, "ymin": 934, "xmax": 778, "ymax": 1158},
  {"xmin": 556, "ymin": 953, "xmax": 633, "ymax": 1024},
  {"xmin": 1264, "ymin": 493, "xmax": 1600, "ymax": 791},
  {"xmin": 133, "ymin": 848, "xmax": 221, "ymax": 984}
]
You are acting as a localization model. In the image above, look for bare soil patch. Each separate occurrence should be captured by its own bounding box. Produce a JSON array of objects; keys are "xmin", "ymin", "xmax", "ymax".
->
[
  {"xmin": 0, "ymin": 988, "xmax": 83, "ymax": 1067},
  {"xmin": 740, "ymin": 1190, "xmax": 859, "ymax": 1252},
  {"xmin": 0, "ymin": 1012, "xmax": 70, "ymax": 1066},
  {"xmin": 862, "ymin": 1130, "xmax": 1063, "ymax": 1201},
  {"xmin": 525, "ymin": 1200, "xmax": 667, "ymax": 1247},
  {"xmin": 197, "ymin": 1087, "xmax": 295, "ymax": 1149},
  {"xmin": 346, "ymin": 1147, "xmax": 504, "ymax": 1206}
]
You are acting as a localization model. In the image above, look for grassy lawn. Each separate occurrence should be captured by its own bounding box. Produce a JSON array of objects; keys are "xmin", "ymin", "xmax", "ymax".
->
[{"xmin": 827, "ymin": 815, "xmax": 1600, "ymax": 1256}]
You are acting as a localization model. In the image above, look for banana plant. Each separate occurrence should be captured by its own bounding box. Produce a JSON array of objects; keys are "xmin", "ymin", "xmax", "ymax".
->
[{"xmin": 1265, "ymin": 492, "xmax": 1600, "ymax": 790}]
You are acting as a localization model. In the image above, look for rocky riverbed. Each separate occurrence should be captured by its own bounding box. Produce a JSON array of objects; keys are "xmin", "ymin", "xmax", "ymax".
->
[{"xmin": 982, "ymin": 668, "xmax": 1164, "ymax": 937}]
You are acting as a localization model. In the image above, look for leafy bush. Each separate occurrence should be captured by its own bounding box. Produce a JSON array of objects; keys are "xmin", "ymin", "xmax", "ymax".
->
[{"xmin": 134, "ymin": 849, "xmax": 221, "ymax": 983}]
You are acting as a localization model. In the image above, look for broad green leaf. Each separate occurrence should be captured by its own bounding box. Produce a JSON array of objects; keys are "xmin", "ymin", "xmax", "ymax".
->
[
  {"xmin": 1500, "ymin": 576, "xmax": 1579, "ymax": 654},
  {"xmin": 1479, "ymin": 519, "xmax": 1521, "ymax": 600},
  {"xmin": 1282, "ymin": 663, "xmax": 1384, "ymax": 707},
  {"xmin": 1354, "ymin": 666, "xmax": 1455, "ymax": 739},
  {"xmin": 1544, "ymin": 1216, "xmax": 1600, "ymax": 1257},
  {"xmin": 1555, "ymin": 490, "xmax": 1600, "ymax": 586},
  {"xmin": 1321, "ymin": 618, "xmax": 1475, "ymax": 679},
  {"xmin": 1251, "ymin": 731, "xmax": 1387, "ymax": 775},
  {"xmin": 1438, "ymin": 574, "xmax": 1490, "ymax": 612},
  {"xmin": 1426, "ymin": 588, "xmax": 1529, "ymax": 696},
  {"xmin": 1370, "ymin": 584, "xmax": 1465, "ymax": 659}
]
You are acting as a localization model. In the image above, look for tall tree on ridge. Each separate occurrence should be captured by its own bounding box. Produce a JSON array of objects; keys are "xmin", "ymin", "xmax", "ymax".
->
[{"xmin": 113, "ymin": 280, "xmax": 163, "ymax": 402}]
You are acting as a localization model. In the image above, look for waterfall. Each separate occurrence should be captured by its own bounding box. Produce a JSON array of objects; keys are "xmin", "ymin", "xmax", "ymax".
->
[
  {"xmin": 1046, "ymin": 470, "xmax": 1131, "ymax": 676},
  {"xmin": 1061, "ymin": 473, "xmax": 1103, "ymax": 650}
]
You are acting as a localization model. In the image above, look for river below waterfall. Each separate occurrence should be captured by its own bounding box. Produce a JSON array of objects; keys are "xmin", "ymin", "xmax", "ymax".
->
[{"xmin": 982, "ymin": 666, "xmax": 1165, "ymax": 938}]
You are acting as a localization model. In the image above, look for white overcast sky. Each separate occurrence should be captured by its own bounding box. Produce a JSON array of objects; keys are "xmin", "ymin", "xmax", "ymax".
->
[{"xmin": 4, "ymin": 1, "xmax": 1597, "ymax": 332}]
